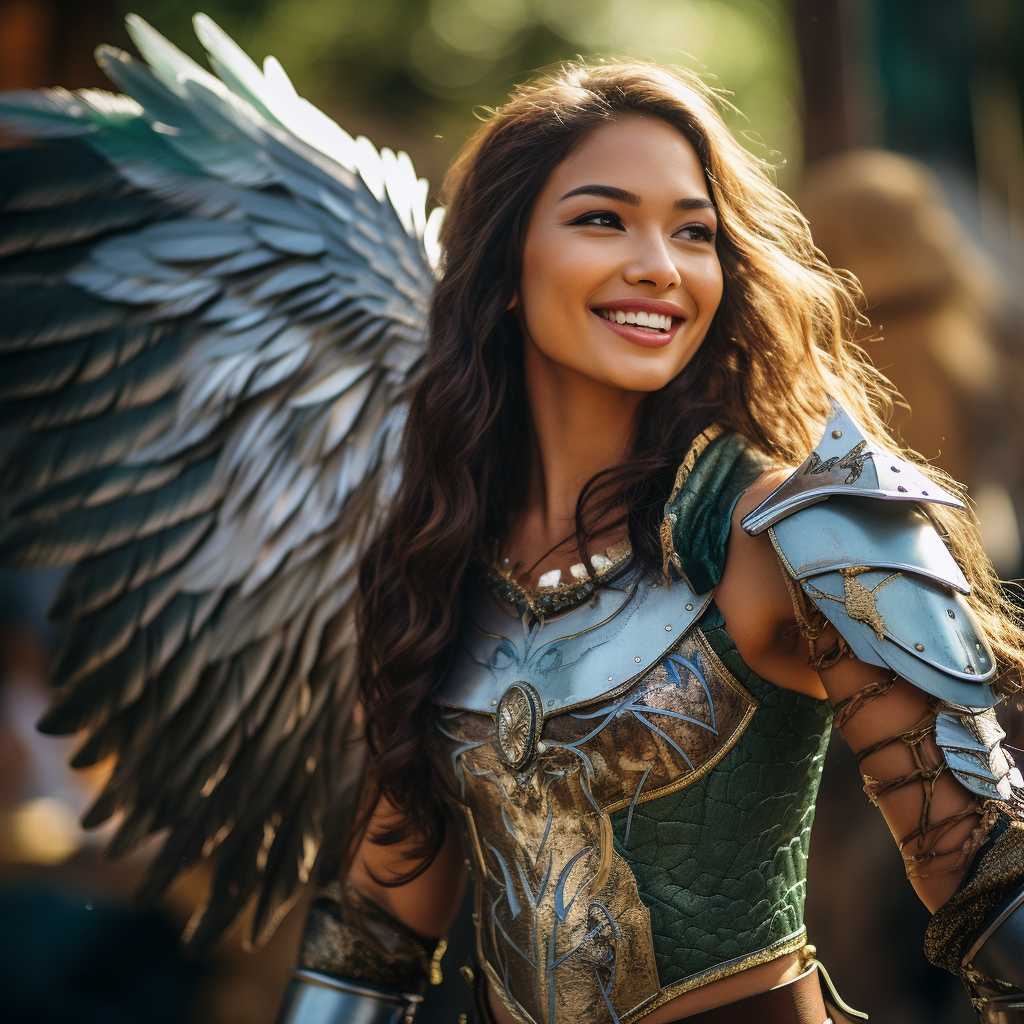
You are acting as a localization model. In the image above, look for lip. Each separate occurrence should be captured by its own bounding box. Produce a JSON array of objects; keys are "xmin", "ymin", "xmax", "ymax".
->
[{"xmin": 590, "ymin": 298, "xmax": 688, "ymax": 349}]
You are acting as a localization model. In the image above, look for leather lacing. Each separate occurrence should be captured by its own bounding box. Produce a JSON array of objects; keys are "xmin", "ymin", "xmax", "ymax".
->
[{"xmin": 834, "ymin": 676, "xmax": 999, "ymax": 877}]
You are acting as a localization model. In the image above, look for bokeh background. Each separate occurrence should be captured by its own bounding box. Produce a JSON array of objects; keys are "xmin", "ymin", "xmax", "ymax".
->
[{"xmin": 1, "ymin": 1, "xmax": 1023, "ymax": 1022}]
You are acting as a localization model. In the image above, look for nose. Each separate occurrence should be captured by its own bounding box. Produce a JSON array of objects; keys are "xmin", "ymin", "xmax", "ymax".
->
[{"xmin": 623, "ymin": 233, "xmax": 681, "ymax": 291}]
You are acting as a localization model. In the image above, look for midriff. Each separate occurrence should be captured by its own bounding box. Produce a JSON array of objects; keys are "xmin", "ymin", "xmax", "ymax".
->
[{"xmin": 486, "ymin": 951, "xmax": 804, "ymax": 1024}]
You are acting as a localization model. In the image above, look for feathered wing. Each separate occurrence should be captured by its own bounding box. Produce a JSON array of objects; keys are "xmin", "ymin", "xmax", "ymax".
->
[{"xmin": 0, "ymin": 14, "xmax": 439, "ymax": 948}]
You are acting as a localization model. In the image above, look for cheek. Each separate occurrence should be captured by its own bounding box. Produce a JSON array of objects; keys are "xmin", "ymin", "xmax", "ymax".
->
[{"xmin": 692, "ymin": 256, "xmax": 724, "ymax": 317}]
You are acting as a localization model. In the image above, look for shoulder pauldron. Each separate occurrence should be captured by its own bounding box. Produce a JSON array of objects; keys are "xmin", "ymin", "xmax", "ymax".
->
[{"xmin": 742, "ymin": 399, "xmax": 1020, "ymax": 802}]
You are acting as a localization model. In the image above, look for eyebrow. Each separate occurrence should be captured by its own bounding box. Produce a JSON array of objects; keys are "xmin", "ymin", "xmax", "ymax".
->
[{"xmin": 558, "ymin": 184, "xmax": 716, "ymax": 212}]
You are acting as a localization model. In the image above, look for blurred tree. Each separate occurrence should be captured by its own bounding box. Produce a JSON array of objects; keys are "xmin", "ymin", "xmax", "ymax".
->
[
  {"xmin": 0, "ymin": 0, "xmax": 121, "ymax": 90},
  {"xmin": 115, "ymin": 0, "xmax": 803, "ymax": 191}
]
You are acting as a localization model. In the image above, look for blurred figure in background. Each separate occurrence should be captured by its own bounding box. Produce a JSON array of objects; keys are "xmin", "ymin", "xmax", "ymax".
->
[
  {"xmin": 799, "ymin": 149, "xmax": 1024, "ymax": 580},
  {"xmin": 799, "ymin": 148, "xmax": 1024, "ymax": 1024}
]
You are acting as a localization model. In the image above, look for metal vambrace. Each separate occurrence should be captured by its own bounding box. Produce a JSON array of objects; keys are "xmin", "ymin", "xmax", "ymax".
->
[
  {"xmin": 274, "ymin": 971, "xmax": 422, "ymax": 1024},
  {"xmin": 273, "ymin": 880, "xmax": 439, "ymax": 1024},
  {"xmin": 961, "ymin": 884, "xmax": 1024, "ymax": 1023},
  {"xmin": 926, "ymin": 818, "xmax": 1024, "ymax": 1022}
]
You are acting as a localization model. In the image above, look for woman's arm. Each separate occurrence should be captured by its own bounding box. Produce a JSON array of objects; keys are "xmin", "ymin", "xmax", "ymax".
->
[
  {"xmin": 349, "ymin": 793, "xmax": 469, "ymax": 937},
  {"xmin": 718, "ymin": 469, "xmax": 982, "ymax": 910},
  {"xmin": 275, "ymin": 794, "xmax": 467, "ymax": 1024}
]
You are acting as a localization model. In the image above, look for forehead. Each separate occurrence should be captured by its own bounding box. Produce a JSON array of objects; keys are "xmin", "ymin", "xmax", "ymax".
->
[{"xmin": 540, "ymin": 115, "xmax": 711, "ymax": 203}]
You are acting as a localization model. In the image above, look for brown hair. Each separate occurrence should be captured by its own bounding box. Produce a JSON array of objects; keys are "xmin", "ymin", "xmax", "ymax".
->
[{"xmin": 354, "ymin": 60, "xmax": 1024, "ymax": 878}]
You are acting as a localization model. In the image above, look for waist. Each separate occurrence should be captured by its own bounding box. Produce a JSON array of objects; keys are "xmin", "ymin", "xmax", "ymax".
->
[{"xmin": 477, "ymin": 956, "xmax": 828, "ymax": 1024}]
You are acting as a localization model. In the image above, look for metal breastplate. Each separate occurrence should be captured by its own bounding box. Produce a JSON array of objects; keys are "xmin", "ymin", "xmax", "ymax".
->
[{"xmin": 428, "ymin": 571, "xmax": 759, "ymax": 1024}]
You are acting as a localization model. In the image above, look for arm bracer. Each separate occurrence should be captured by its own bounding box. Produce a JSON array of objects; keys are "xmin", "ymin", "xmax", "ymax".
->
[{"xmin": 275, "ymin": 880, "xmax": 440, "ymax": 1024}]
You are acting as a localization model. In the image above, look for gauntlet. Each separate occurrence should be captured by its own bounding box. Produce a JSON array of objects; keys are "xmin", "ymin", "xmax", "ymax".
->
[{"xmin": 275, "ymin": 880, "xmax": 441, "ymax": 1024}]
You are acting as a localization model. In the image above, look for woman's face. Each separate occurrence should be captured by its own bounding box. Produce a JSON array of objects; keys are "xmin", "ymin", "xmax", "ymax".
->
[{"xmin": 516, "ymin": 115, "xmax": 723, "ymax": 394}]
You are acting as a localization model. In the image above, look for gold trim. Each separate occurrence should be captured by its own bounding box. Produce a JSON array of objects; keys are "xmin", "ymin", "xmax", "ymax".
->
[
  {"xmin": 601, "ymin": 629, "xmax": 758, "ymax": 814},
  {"xmin": 667, "ymin": 426, "xmax": 725, "ymax": 505},
  {"xmin": 661, "ymin": 425, "xmax": 725, "ymax": 581},
  {"xmin": 621, "ymin": 929, "xmax": 808, "ymax": 1022},
  {"xmin": 767, "ymin": 526, "xmax": 798, "ymax": 579}
]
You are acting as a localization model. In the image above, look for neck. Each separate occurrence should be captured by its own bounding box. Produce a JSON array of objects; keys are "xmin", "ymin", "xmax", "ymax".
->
[{"xmin": 520, "ymin": 338, "xmax": 644, "ymax": 553}]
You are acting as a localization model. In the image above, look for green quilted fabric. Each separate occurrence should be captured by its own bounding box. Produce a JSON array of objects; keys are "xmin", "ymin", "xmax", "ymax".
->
[
  {"xmin": 611, "ymin": 604, "xmax": 832, "ymax": 984},
  {"xmin": 608, "ymin": 433, "xmax": 833, "ymax": 985},
  {"xmin": 664, "ymin": 432, "xmax": 770, "ymax": 594}
]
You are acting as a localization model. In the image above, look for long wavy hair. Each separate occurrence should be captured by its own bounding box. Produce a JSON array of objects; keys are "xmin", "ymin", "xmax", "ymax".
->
[{"xmin": 354, "ymin": 60, "xmax": 1024, "ymax": 878}]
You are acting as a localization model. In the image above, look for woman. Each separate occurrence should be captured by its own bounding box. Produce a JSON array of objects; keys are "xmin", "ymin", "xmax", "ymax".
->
[
  {"xmin": 0, "ymin": 24, "xmax": 1021, "ymax": 1024},
  {"xmin": 280, "ymin": 63, "xmax": 1024, "ymax": 1024}
]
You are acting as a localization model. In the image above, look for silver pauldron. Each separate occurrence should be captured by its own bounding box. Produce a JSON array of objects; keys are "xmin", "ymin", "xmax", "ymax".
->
[
  {"xmin": 741, "ymin": 399, "xmax": 1021, "ymax": 803},
  {"xmin": 274, "ymin": 970, "xmax": 422, "ymax": 1024}
]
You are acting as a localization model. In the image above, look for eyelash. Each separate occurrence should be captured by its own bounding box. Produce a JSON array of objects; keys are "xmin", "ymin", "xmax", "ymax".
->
[{"xmin": 568, "ymin": 210, "xmax": 715, "ymax": 242}]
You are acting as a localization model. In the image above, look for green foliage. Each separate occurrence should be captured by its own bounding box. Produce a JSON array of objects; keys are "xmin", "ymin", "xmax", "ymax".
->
[{"xmin": 118, "ymin": 0, "xmax": 801, "ymax": 190}]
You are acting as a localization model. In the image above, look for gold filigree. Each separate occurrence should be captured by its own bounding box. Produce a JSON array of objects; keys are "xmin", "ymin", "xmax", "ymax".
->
[
  {"xmin": 428, "ymin": 630, "xmax": 757, "ymax": 1024},
  {"xmin": 810, "ymin": 566, "xmax": 901, "ymax": 641},
  {"xmin": 660, "ymin": 426, "xmax": 724, "ymax": 580}
]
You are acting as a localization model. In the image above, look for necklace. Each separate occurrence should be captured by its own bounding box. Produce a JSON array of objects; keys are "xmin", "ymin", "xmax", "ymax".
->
[{"xmin": 484, "ymin": 540, "xmax": 632, "ymax": 618}]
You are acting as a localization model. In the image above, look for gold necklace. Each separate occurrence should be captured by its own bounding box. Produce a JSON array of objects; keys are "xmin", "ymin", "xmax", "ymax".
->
[{"xmin": 485, "ymin": 540, "xmax": 632, "ymax": 617}]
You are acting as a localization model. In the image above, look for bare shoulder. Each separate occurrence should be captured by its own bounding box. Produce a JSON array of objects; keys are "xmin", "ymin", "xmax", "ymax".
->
[{"xmin": 715, "ymin": 465, "xmax": 827, "ymax": 699}]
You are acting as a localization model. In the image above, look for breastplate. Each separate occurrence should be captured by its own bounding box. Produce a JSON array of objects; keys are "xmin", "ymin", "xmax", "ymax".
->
[{"xmin": 428, "ymin": 571, "xmax": 759, "ymax": 1024}]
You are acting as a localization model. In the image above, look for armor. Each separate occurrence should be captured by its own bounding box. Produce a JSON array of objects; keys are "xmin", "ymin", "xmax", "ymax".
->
[
  {"xmin": 428, "ymin": 432, "xmax": 831, "ymax": 1024},
  {"xmin": 741, "ymin": 399, "xmax": 1017, "ymax": 793},
  {"xmin": 274, "ymin": 881, "xmax": 437, "ymax": 1024},
  {"xmin": 744, "ymin": 400, "xmax": 1024, "ymax": 1022}
]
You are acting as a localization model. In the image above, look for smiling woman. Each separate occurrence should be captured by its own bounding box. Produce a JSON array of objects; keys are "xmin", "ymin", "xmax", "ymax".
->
[
  {"xmin": 347, "ymin": 62, "xmax": 1024, "ymax": 1024},
  {"xmin": 2, "ymin": 27, "xmax": 1024, "ymax": 1024}
]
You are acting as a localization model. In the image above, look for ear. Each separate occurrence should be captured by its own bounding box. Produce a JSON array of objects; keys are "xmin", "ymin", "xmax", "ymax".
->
[{"xmin": 507, "ymin": 292, "xmax": 518, "ymax": 311}]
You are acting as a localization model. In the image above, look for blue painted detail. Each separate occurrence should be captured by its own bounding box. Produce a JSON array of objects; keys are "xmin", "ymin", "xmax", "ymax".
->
[
  {"xmin": 554, "ymin": 849, "xmax": 591, "ymax": 921},
  {"xmin": 488, "ymin": 844, "xmax": 521, "ymax": 919}
]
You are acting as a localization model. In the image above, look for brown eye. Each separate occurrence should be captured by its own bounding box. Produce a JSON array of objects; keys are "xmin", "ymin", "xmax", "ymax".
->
[
  {"xmin": 569, "ymin": 211, "xmax": 623, "ymax": 229},
  {"xmin": 676, "ymin": 223, "xmax": 714, "ymax": 242}
]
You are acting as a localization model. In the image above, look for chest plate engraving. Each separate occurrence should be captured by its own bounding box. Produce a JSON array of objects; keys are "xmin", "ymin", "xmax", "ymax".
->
[
  {"xmin": 433, "ymin": 570, "xmax": 714, "ymax": 716},
  {"xmin": 429, "ymin": 615, "xmax": 757, "ymax": 1024}
]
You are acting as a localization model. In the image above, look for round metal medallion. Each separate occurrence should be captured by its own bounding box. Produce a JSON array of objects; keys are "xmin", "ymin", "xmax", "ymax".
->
[{"xmin": 496, "ymin": 682, "xmax": 543, "ymax": 771}]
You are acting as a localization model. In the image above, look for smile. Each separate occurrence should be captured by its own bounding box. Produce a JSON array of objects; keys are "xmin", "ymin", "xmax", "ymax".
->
[{"xmin": 595, "ymin": 308, "xmax": 674, "ymax": 332}]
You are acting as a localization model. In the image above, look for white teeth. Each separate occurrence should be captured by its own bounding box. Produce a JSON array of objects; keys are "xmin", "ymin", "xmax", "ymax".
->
[{"xmin": 597, "ymin": 309, "xmax": 675, "ymax": 331}]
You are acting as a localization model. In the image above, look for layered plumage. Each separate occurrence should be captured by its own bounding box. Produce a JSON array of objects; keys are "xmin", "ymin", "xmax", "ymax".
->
[{"xmin": 0, "ymin": 14, "xmax": 439, "ymax": 947}]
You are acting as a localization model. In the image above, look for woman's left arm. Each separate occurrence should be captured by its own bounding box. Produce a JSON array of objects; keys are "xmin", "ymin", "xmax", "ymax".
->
[
  {"xmin": 720, "ymin": 469, "xmax": 982, "ymax": 908},
  {"xmin": 718, "ymin": 468, "xmax": 1024, "ymax": 1019}
]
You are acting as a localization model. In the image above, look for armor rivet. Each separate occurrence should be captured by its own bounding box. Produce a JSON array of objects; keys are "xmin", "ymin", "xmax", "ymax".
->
[
  {"xmin": 897, "ymin": 485, "xmax": 907, "ymax": 493},
  {"xmin": 490, "ymin": 700, "xmax": 497, "ymax": 706},
  {"xmin": 832, "ymin": 429, "xmax": 842, "ymax": 439},
  {"xmin": 634, "ymin": 656, "xmax": 642, "ymax": 663},
  {"xmin": 976, "ymin": 643, "xmax": 982, "ymax": 650},
  {"xmin": 891, "ymin": 466, "xmax": 900, "ymax": 473},
  {"xmin": 665, "ymin": 624, "xmax": 672, "ymax": 631},
  {"xmin": 915, "ymin": 643, "xmax": 925, "ymax": 651},
  {"xmin": 947, "ymin": 609, "xmax": 956, "ymax": 619},
  {"xmin": 536, "ymin": 741, "xmax": 547, "ymax": 753},
  {"xmin": 966, "ymin": 666, "xmax": 976, "ymax": 674},
  {"xmin": 607, "ymin": 675, "xmax": 613, "ymax": 681},
  {"xmin": 922, "ymin": 490, "xmax": 929, "ymax": 496},
  {"xmin": 548, "ymin": 699, "xmax": 554, "ymax": 706},
  {"xmin": 685, "ymin": 603, "xmax": 694, "ymax": 611}
]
